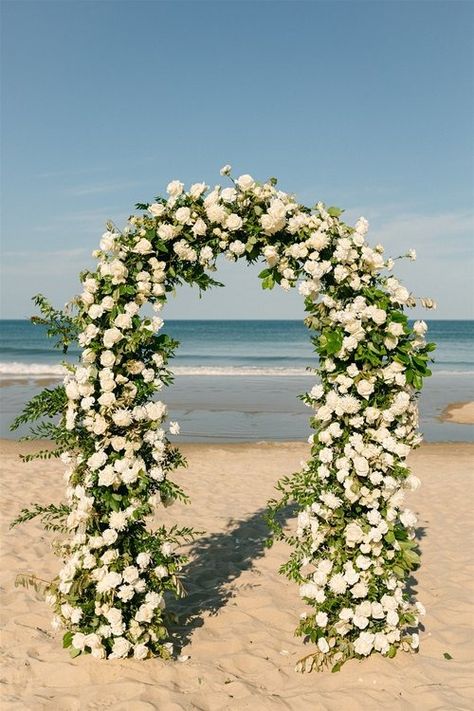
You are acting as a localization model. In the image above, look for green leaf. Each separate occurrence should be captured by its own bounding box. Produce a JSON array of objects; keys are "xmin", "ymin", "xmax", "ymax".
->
[
  {"xmin": 261, "ymin": 275, "xmax": 275, "ymax": 290},
  {"xmin": 63, "ymin": 631, "xmax": 73, "ymax": 649},
  {"xmin": 69, "ymin": 647, "xmax": 82, "ymax": 658},
  {"xmin": 327, "ymin": 206, "xmax": 343, "ymax": 217},
  {"xmin": 320, "ymin": 329, "xmax": 343, "ymax": 355}
]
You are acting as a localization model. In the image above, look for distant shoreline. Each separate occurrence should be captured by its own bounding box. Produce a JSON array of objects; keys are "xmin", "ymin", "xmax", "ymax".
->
[{"xmin": 440, "ymin": 401, "xmax": 474, "ymax": 425}]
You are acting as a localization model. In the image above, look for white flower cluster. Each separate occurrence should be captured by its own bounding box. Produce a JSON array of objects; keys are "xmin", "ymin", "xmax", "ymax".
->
[{"xmin": 24, "ymin": 168, "xmax": 433, "ymax": 666}]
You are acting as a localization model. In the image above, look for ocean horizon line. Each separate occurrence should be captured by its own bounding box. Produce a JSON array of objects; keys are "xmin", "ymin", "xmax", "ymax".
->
[{"xmin": 1, "ymin": 317, "xmax": 473, "ymax": 322}]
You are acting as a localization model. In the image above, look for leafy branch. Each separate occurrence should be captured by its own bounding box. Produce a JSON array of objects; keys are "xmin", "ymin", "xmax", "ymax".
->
[
  {"xmin": 15, "ymin": 573, "xmax": 52, "ymax": 596},
  {"xmin": 31, "ymin": 294, "xmax": 79, "ymax": 353},
  {"xmin": 10, "ymin": 385, "xmax": 66, "ymax": 430},
  {"xmin": 11, "ymin": 502, "xmax": 70, "ymax": 531}
]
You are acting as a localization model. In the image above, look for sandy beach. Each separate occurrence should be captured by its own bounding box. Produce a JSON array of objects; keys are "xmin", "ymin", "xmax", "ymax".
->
[
  {"xmin": 0, "ymin": 438, "xmax": 473, "ymax": 711},
  {"xmin": 440, "ymin": 401, "xmax": 474, "ymax": 425}
]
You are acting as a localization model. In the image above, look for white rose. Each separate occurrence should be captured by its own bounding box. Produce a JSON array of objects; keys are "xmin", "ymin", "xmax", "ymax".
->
[
  {"xmin": 110, "ymin": 637, "xmax": 131, "ymax": 659},
  {"xmin": 352, "ymin": 615, "xmax": 369, "ymax": 629},
  {"xmin": 189, "ymin": 182, "xmax": 207, "ymax": 199},
  {"xmin": 356, "ymin": 380, "xmax": 374, "ymax": 399},
  {"xmin": 387, "ymin": 322, "xmax": 404, "ymax": 337},
  {"xmin": 104, "ymin": 607, "xmax": 122, "ymax": 625},
  {"xmin": 136, "ymin": 552, "xmax": 151, "ymax": 569},
  {"xmin": 87, "ymin": 451, "xmax": 107, "ymax": 470},
  {"xmin": 371, "ymin": 308, "xmax": 386, "ymax": 325},
  {"xmin": 345, "ymin": 522, "xmax": 365, "ymax": 546},
  {"xmin": 83, "ymin": 277, "xmax": 98, "ymax": 293},
  {"xmin": 122, "ymin": 566, "xmax": 140, "ymax": 584},
  {"xmin": 263, "ymin": 245, "xmax": 279, "ymax": 266},
  {"xmin": 114, "ymin": 313, "xmax": 132, "ymax": 330},
  {"xmin": 145, "ymin": 401, "xmax": 166, "ymax": 421},
  {"xmin": 148, "ymin": 202, "xmax": 166, "ymax": 217},
  {"xmin": 374, "ymin": 632, "xmax": 390, "ymax": 654},
  {"xmin": 400, "ymin": 509, "xmax": 417, "ymax": 528},
  {"xmin": 88, "ymin": 304, "xmax": 104, "ymax": 320},
  {"xmin": 98, "ymin": 467, "xmax": 117, "ymax": 487},
  {"xmin": 371, "ymin": 602, "xmax": 385, "ymax": 619},
  {"xmin": 96, "ymin": 571, "xmax": 122, "ymax": 593},
  {"xmin": 100, "ymin": 350, "xmax": 115, "ymax": 367},
  {"xmin": 65, "ymin": 381, "xmax": 80, "ymax": 400},
  {"xmin": 161, "ymin": 541, "xmax": 173, "ymax": 556},
  {"xmin": 221, "ymin": 187, "xmax": 237, "ymax": 202},
  {"xmin": 72, "ymin": 632, "xmax": 86, "ymax": 650},
  {"xmin": 355, "ymin": 555, "xmax": 371, "ymax": 571},
  {"xmin": 329, "ymin": 574, "xmax": 348, "ymax": 594},
  {"xmin": 351, "ymin": 582, "xmax": 368, "ymax": 598},
  {"xmin": 102, "ymin": 528, "xmax": 118, "ymax": 545},
  {"xmin": 134, "ymin": 238, "xmax": 152, "ymax": 254},
  {"xmin": 206, "ymin": 203, "xmax": 227, "ymax": 224},
  {"xmin": 112, "ymin": 409, "xmax": 133, "ymax": 427},
  {"xmin": 229, "ymin": 240, "xmax": 246, "ymax": 256},
  {"xmin": 236, "ymin": 174, "xmax": 255, "ymax": 190},
  {"xmin": 133, "ymin": 643, "xmax": 149, "ymax": 659},
  {"xmin": 100, "ymin": 231, "xmax": 117, "ymax": 251},
  {"xmin": 299, "ymin": 582, "xmax": 320, "ymax": 599},
  {"xmin": 169, "ymin": 421, "xmax": 180, "ymax": 435},
  {"xmin": 101, "ymin": 296, "xmax": 115, "ymax": 310},
  {"xmin": 413, "ymin": 320, "xmax": 427, "ymax": 335},
  {"xmin": 354, "ymin": 632, "xmax": 375, "ymax": 656},
  {"xmin": 386, "ymin": 609, "xmax": 399, "ymax": 626},
  {"xmin": 353, "ymin": 456, "xmax": 369, "ymax": 477},
  {"xmin": 315, "ymin": 612, "xmax": 328, "ymax": 627},
  {"xmin": 175, "ymin": 206, "xmax": 191, "ymax": 224},
  {"xmin": 192, "ymin": 218, "xmax": 207, "ymax": 236},
  {"xmin": 91, "ymin": 415, "xmax": 107, "ymax": 435},
  {"xmin": 226, "ymin": 213, "xmax": 243, "ymax": 231},
  {"xmin": 415, "ymin": 601, "xmax": 426, "ymax": 616},
  {"xmin": 82, "ymin": 348, "xmax": 96, "ymax": 364},
  {"xmin": 166, "ymin": 180, "xmax": 184, "ymax": 197},
  {"xmin": 109, "ymin": 259, "xmax": 128, "ymax": 284},
  {"xmin": 157, "ymin": 223, "xmax": 177, "ymax": 241},
  {"xmin": 135, "ymin": 604, "xmax": 154, "ymax": 623},
  {"xmin": 103, "ymin": 328, "xmax": 123, "ymax": 349},
  {"xmin": 317, "ymin": 637, "xmax": 329, "ymax": 653}
]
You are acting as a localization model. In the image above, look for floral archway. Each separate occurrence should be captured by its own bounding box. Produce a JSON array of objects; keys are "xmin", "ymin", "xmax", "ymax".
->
[{"xmin": 14, "ymin": 167, "xmax": 434, "ymax": 671}]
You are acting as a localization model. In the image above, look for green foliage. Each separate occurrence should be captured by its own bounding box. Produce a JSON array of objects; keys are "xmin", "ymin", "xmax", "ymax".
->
[
  {"xmin": 10, "ymin": 385, "xmax": 67, "ymax": 431},
  {"xmin": 11, "ymin": 502, "xmax": 70, "ymax": 531},
  {"xmin": 15, "ymin": 573, "xmax": 51, "ymax": 596},
  {"xmin": 318, "ymin": 328, "xmax": 344, "ymax": 356},
  {"xmin": 20, "ymin": 447, "xmax": 64, "ymax": 462},
  {"xmin": 31, "ymin": 294, "xmax": 78, "ymax": 353}
]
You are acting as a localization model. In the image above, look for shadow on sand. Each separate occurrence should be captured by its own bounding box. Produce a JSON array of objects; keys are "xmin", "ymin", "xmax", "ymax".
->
[
  {"xmin": 168, "ymin": 516, "xmax": 427, "ymax": 651},
  {"xmin": 168, "ymin": 503, "xmax": 297, "ymax": 651}
]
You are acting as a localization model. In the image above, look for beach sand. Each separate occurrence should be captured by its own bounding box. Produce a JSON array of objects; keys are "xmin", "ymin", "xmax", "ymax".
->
[
  {"xmin": 440, "ymin": 401, "xmax": 474, "ymax": 425},
  {"xmin": 1, "ymin": 439, "xmax": 473, "ymax": 711}
]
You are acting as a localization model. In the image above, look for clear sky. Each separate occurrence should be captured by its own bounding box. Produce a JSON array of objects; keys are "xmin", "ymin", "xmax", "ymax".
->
[{"xmin": 1, "ymin": 0, "xmax": 473, "ymax": 320}]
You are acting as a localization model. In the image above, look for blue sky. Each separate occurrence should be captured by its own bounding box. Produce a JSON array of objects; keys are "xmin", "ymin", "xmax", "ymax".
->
[{"xmin": 1, "ymin": 0, "xmax": 473, "ymax": 319}]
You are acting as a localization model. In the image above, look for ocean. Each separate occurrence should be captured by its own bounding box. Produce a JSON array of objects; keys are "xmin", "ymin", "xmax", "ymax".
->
[{"xmin": 0, "ymin": 320, "xmax": 473, "ymax": 442}]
